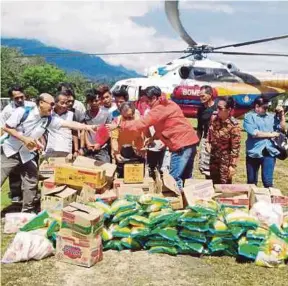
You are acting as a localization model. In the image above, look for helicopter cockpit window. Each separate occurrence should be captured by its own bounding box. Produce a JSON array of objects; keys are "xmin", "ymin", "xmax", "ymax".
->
[
  {"xmin": 127, "ymin": 86, "xmax": 138, "ymax": 101},
  {"xmin": 189, "ymin": 67, "xmax": 240, "ymax": 82}
]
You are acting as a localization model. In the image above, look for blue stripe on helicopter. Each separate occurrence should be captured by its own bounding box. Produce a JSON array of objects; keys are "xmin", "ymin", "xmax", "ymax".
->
[
  {"xmin": 157, "ymin": 67, "xmax": 168, "ymax": 76},
  {"xmin": 172, "ymin": 92, "xmax": 280, "ymax": 107}
]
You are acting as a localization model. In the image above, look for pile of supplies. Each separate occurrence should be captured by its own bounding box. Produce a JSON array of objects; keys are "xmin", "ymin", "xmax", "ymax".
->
[{"xmin": 2, "ymin": 156, "xmax": 288, "ymax": 268}]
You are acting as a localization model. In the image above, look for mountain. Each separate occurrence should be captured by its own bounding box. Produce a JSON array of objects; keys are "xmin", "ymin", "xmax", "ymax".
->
[{"xmin": 1, "ymin": 38, "xmax": 142, "ymax": 81}]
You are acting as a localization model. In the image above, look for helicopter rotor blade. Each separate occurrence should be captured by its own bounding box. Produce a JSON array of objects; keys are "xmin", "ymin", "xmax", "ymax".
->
[
  {"xmin": 165, "ymin": 0, "xmax": 197, "ymax": 47},
  {"xmin": 18, "ymin": 50, "xmax": 187, "ymax": 58},
  {"xmin": 213, "ymin": 35, "xmax": 288, "ymax": 50},
  {"xmin": 210, "ymin": 51, "xmax": 288, "ymax": 57}
]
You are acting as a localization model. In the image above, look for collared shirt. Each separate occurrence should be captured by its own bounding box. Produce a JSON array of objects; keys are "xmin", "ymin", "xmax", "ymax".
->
[
  {"xmin": 72, "ymin": 100, "xmax": 86, "ymax": 122},
  {"xmin": 83, "ymin": 108, "xmax": 112, "ymax": 146},
  {"xmin": 45, "ymin": 110, "xmax": 74, "ymax": 154},
  {"xmin": 3, "ymin": 107, "xmax": 63, "ymax": 164},
  {"xmin": 101, "ymin": 103, "xmax": 118, "ymax": 117},
  {"xmin": 0, "ymin": 101, "xmax": 36, "ymax": 127},
  {"xmin": 208, "ymin": 115, "xmax": 241, "ymax": 159},
  {"xmin": 243, "ymin": 111, "xmax": 280, "ymax": 158}
]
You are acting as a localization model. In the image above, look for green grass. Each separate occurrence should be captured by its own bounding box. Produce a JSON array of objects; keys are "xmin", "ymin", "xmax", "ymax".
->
[{"xmin": 1, "ymin": 120, "xmax": 287, "ymax": 285}]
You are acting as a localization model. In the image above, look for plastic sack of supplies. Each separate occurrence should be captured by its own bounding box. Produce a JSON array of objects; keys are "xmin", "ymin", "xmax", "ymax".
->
[
  {"xmin": 4, "ymin": 213, "xmax": 36, "ymax": 234},
  {"xmin": 1, "ymin": 231, "xmax": 54, "ymax": 264},
  {"xmin": 255, "ymin": 232, "xmax": 288, "ymax": 268}
]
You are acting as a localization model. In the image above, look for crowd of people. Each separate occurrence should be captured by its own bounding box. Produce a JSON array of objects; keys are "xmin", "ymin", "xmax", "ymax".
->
[{"xmin": 0, "ymin": 82, "xmax": 286, "ymax": 213}]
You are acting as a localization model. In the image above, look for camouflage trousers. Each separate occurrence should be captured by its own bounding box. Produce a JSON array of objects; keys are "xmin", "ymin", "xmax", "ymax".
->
[{"xmin": 210, "ymin": 151, "xmax": 232, "ymax": 184}]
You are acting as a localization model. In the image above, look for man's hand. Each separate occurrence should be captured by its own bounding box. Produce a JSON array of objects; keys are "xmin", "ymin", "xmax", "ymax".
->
[
  {"xmin": 229, "ymin": 166, "xmax": 236, "ymax": 178},
  {"xmin": 85, "ymin": 124, "xmax": 98, "ymax": 133},
  {"xmin": 92, "ymin": 143, "xmax": 101, "ymax": 151},
  {"xmin": 22, "ymin": 136, "xmax": 37, "ymax": 150},
  {"xmin": 115, "ymin": 154, "xmax": 125, "ymax": 162},
  {"xmin": 144, "ymin": 137, "xmax": 154, "ymax": 147},
  {"xmin": 271, "ymin": 132, "xmax": 280, "ymax": 138},
  {"xmin": 105, "ymin": 122, "xmax": 118, "ymax": 132}
]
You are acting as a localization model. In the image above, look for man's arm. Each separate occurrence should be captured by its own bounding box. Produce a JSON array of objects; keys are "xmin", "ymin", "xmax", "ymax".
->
[
  {"xmin": 243, "ymin": 113, "xmax": 279, "ymax": 138},
  {"xmin": 61, "ymin": 120, "xmax": 97, "ymax": 132},
  {"xmin": 120, "ymin": 106, "xmax": 164, "ymax": 132}
]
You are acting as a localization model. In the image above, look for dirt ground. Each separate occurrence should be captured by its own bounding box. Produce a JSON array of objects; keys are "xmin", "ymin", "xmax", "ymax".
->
[
  {"xmin": 1, "ymin": 131, "xmax": 288, "ymax": 286},
  {"xmin": 1, "ymin": 232, "xmax": 288, "ymax": 286}
]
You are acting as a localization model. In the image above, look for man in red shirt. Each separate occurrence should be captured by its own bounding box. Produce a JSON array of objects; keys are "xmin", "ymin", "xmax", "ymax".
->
[{"xmin": 107, "ymin": 86, "xmax": 199, "ymax": 191}]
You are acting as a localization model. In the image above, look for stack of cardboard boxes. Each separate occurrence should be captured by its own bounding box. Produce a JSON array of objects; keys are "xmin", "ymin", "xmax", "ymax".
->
[{"xmin": 55, "ymin": 202, "xmax": 104, "ymax": 267}]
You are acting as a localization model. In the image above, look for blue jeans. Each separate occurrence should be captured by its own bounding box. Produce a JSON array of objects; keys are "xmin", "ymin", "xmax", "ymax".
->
[
  {"xmin": 170, "ymin": 145, "xmax": 197, "ymax": 190},
  {"xmin": 246, "ymin": 155, "xmax": 276, "ymax": 188}
]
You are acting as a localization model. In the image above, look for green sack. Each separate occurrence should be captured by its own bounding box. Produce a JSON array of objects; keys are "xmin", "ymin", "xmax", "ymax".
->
[
  {"xmin": 121, "ymin": 237, "xmax": 142, "ymax": 250},
  {"xmin": 112, "ymin": 209, "xmax": 138, "ymax": 223},
  {"xmin": 151, "ymin": 227, "xmax": 179, "ymax": 242},
  {"xmin": 112, "ymin": 226, "xmax": 132, "ymax": 238},
  {"xmin": 179, "ymin": 229, "xmax": 207, "ymax": 243},
  {"xmin": 20, "ymin": 210, "xmax": 49, "ymax": 232},
  {"xmin": 148, "ymin": 246, "xmax": 178, "ymax": 256},
  {"xmin": 104, "ymin": 240, "xmax": 124, "ymax": 251}
]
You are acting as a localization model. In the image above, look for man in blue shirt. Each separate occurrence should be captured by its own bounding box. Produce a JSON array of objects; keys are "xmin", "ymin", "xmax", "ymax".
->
[{"xmin": 243, "ymin": 96, "xmax": 286, "ymax": 187}]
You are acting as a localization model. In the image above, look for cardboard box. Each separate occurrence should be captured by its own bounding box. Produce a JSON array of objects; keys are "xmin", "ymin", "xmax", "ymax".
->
[
  {"xmin": 183, "ymin": 179, "xmax": 215, "ymax": 207},
  {"xmin": 270, "ymin": 188, "xmax": 288, "ymax": 211},
  {"xmin": 73, "ymin": 156, "xmax": 117, "ymax": 186},
  {"xmin": 56, "ymin": 232, "xmax": 103, "ymax": 268},
  {"xmin": 162, "ymin": 191, "xmax": 183, "ymax": 210},
  {"xmin": 76, "ymin": 184, "xmax": 96, "ymax": 204},
  {"xmin": 94, "ymin": 189, "xmax": 118, "ymax": 204},
  {"xmin": 39, "ymin": 157, "xmax": 72, "ymax": 179},
  {"xmin": 116, "ymin": 187, "xmax": 144, "ymax": 198},
  {"xmin": 214, "ymin": 192, "xmax": 250, "ymax": 209},
  {"xmin": 54, "ymin": 164, "xmax": 106, "ymax": 189},
  {"xmin": 214, "ymin": 184, "xmax": 255, "ymax": 193},
  {"xmin": 250, "ymin": 187, "xmax": 271, "ymax": 207},
  {"xmin": 61, "ymin": 202, "xmax": 104, "ymax": 238},
  {"xmin": 113, "ymin": 178, "xmax": 155, "ymax": 194},
  {"xmin": 124, "ymin": 163, "xmax": 144, "ymax": 184},
  {"xmin": 41, "ymin": 186, "xmax": 77, "ymax": 218},
  {"xmin": 162, "ymin": 172, "xmax": 181, "ymax": 194},
  {"xmin": 41, "ymin": 176, "xmax": 59, "ymax": 196}
]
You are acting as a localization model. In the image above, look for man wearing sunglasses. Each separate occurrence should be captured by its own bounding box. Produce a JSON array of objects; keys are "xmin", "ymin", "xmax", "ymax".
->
[
  {"xmin": 243, "ymin": 95, "xmax": 286, "ymax": 188},
  {"xmin": 0, "ymin": 85, "xmax": 36, "ymax": 203},
  {"xmin": 1, "ymin": 93, "xmax": 96, "ymax": 213}
]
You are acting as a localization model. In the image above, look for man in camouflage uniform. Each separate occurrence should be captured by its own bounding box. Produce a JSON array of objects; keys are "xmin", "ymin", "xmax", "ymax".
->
[{"xmin": 207, "ymin": 98, "xmax": 241, "ymax": 184}]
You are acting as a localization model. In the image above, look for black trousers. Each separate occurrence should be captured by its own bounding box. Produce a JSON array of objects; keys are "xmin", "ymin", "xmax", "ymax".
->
[{"xmin": 147, "ymin": 149, "xmax": 165, "ymax": 179}]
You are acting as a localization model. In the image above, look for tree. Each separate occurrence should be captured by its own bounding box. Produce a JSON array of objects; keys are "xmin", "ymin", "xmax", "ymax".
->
[
  {"xmin": 1, "ymin": 46, "xmax": 45, "ymax": 97},
  {"xmin": 65, "ymin": 72, "xmax": 95, "ymax": 102},
  {"xmin": 21, "ymin": 64, "xmax": 66, "ymax": 95}
]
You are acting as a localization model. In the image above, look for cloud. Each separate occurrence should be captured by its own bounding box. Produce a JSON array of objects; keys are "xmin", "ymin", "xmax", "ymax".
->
[
  {"xmin": 1, "ymin": 0, "xmax": 287, "ymax": 75},
  {"xmin": 1, "ymin": 0, "xmax": 186, "ymax": 73},
  {"xmin": 180, "ymin": 1, "xmax": 235, "ymax": 14}
]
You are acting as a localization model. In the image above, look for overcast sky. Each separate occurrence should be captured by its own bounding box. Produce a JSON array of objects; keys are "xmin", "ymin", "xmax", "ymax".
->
[{"xmin": 2, "ymin": 0, "xmax": 288, "ymax": 73}]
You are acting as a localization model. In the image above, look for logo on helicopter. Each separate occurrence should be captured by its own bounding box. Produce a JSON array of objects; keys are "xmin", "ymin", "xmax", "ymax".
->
[{"xmin": 172, "ymin": 85, "xmax": 218, "ymax": 98}]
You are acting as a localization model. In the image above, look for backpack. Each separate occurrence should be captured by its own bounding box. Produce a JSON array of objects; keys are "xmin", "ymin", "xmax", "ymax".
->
[
  {"xmin": 271, "ymin": 132, "xmax": 288, "ymax": 160},
  {"xmin": 0, "ymin": 106, "xmax": 52, "ymax": 144}
]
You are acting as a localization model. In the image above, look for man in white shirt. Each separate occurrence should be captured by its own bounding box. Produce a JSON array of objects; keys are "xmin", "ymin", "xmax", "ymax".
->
[
  {"xmin": 1, "ymin": 93, "xmax": 96, "ymax": 213},
  {"xmin": 0, "ymin": 85, "xmax": 36, "ymax": 203},
  {"xmin": 98, "ymin": 85, "xmax": 118, "ymax": 115},
  {"xmin": 45, "ymin": 92, "xmax": 76, "ymax": 158}
]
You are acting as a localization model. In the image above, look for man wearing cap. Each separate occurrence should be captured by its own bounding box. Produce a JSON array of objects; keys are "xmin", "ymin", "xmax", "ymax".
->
[
  {"xmin": 107, "ymin": 86, "xmax": 199, "ymax": 191},
  {"xmin": 243, "ymin": 95, "xmax": 286, "ymax": 187}
]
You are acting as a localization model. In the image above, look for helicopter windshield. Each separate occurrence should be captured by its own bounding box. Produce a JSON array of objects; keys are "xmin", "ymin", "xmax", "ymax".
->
[{"xmin": 189, "ymin": 67, "xmax": 240, "ymax": 82}]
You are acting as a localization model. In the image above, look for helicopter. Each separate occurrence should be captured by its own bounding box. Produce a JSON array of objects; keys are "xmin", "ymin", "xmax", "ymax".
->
[{"xmin": 110, "ymin": 0, "xmax": 288, "ymax": 118}]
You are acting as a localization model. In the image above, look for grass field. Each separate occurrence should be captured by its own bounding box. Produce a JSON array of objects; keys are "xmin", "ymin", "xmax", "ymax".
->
[{"xmin": 1, "ymin": 126, "xmax": 288, "ymax": 286}]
